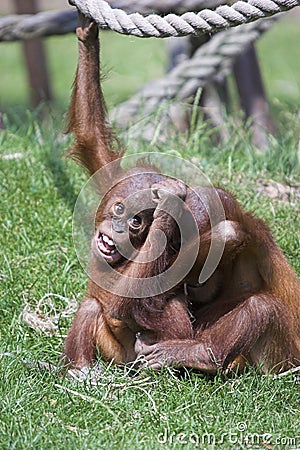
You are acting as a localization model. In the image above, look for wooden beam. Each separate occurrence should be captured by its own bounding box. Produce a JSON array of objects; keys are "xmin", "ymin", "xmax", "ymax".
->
[{"xmin": 14, "ymin": 0, "xmax": 52, "ymax": 106}]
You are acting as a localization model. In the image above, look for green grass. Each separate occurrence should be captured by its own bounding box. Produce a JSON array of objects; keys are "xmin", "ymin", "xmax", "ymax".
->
[{"xmin": 1, "ymin": 15, "xmax": 300, "ymax": 450}]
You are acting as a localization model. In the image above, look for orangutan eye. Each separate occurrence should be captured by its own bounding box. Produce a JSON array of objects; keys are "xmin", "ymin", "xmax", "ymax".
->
[
  {"xmin": 129, "ymin": 215, "xmax": 142, "ymax": 229},
  {"xmin": 113, "ymin": 202, "xmax": 125, "ymax": 216}
]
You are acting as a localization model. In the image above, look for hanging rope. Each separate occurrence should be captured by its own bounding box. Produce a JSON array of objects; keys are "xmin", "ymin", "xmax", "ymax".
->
[
  {"xmin": 111, "ymin": 17, "xmax": 276, "ymax": 128},
  {"xmin": 70, "ymin": 0, "xmax": 299, "ymax": 38},
  {"xmin": 0, "ymin": 0, "xmax": 226, "ymax": 42},
  {"xmin": 0, "ymin": 0, "xmax": 297, "ymax": 41},
  {"xmin": 104, "ymin": 0, "xmax": 227, "ymax": 15}
]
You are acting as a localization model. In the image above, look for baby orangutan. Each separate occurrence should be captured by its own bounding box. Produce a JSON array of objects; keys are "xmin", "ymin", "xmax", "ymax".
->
[{"xmin": 62, "ymin": 13, "xmax": 300, "ymax": 374}]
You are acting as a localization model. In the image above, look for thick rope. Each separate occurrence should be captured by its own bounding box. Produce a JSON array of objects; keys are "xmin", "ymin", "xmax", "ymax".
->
[
  {"xmin": 105, "ymin": 0, "xmax": 227, "ymax": 15},
  {"xmin": 0, "ymin": 10, "xmax": 77, "ymax": 42},
  {"xmin": 70, "ymin": 0, "xmax": 299, "ymax": 38},
  {"xmin": 111, "ymin": 17, "xmax": 276, "ymax": 129},
  {"xmin": 0, "ymin": 0, "xmax": 225, "ymax": 42},
  {"xmin": 0, "ymin": 0, "xmax": 297, "ymax": 41}
]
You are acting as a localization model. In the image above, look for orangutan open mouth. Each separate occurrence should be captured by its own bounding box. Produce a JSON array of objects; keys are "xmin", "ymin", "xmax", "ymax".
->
[{"xmin": 95, "ymin": 231, "xmax": 121, "ymax": 263}]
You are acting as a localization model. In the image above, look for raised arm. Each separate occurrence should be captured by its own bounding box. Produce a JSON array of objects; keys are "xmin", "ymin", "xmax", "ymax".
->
[{"xmin": 66, "ymin": 13, "xmax": 122, "ymax": 175}]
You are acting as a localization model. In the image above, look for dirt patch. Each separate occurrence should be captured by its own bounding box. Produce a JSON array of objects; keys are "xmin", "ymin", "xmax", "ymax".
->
[{"xmin": 257, "ymin": 180, "xmax": 300, "ymax": 205}]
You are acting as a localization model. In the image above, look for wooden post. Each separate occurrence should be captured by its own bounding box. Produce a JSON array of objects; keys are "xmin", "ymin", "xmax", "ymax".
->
[
  {"xmin": 233, "ymin": 44, "xmax": 275, "ymax": 149},
  {"xmin": 14, "ymin": 0, "xmax": 52, "ymax": 107},
  {"xmin": 0, "ymin": 112, "xmax": 5, "ymax": 130}
]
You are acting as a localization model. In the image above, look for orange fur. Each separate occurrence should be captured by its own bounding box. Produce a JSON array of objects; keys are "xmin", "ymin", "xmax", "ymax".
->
[{"xmin": 62, "ymin": 14, "xmax": 300, "ymax": 374}]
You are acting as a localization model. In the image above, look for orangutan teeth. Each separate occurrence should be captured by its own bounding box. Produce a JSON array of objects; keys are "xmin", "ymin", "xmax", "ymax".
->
[
  {"xmin": 97, "ymin": 232, "xmax": 117, "ymax": 257},
  {"xmin": 102, "ymin": 234, "xmax": 115, "ymax": 247}
]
